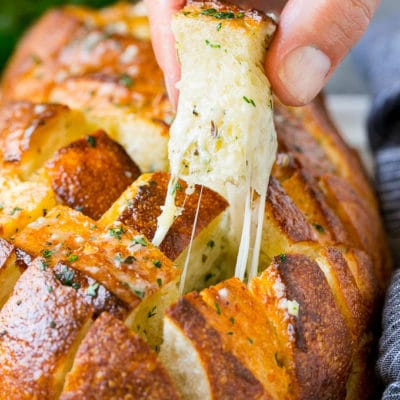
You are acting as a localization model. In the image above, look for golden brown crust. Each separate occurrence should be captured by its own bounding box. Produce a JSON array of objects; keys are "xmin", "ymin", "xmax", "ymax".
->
[
  {"xmin": 0, "ymin": 258, "xmax": 93, "ymax": 399},
  {"xmin": 61, "ymin": 312, "xmax": 181, "ymax": 400},
  {"xmin": 166, "ymin": 295, "xmax": 266, "ymax": 400},
  {"xmin": 252, "ymin": 254, "xmax": 353, "ymax": 400},
  {"xmin": 103, "ymin": 172, "xmax": 228, "ymax": 260},
  {"xmin": 266, "ymin": 176, "xmax": 315, "ymax": 243},
  {"xmin": 45, "ymin": 129, "xmax": 141, "ymax": 219}
]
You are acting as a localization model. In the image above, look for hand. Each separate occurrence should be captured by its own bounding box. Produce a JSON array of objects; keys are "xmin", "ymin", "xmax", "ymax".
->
[{"xmin": 145, "ymin": 0, "xmax": 379, "ymax": 107}]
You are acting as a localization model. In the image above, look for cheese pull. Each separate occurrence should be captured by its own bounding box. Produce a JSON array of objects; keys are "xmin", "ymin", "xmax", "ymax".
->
[{"xmin": 154, "ymin": 1, "xmax": 277, "ymax": 285}]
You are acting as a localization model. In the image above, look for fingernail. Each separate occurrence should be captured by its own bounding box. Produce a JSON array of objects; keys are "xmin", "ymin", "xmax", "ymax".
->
[{"xmin": 279, "ymin": 46, "xmax": 331, "ymax": 104}]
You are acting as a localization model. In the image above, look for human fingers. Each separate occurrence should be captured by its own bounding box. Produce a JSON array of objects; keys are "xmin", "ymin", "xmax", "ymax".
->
[
  {"xmin": 265, "ymin": 0, "xmax": 380, "ymax": 105},
  {"xmin": 145, "ymin": 0, "xmax": 185, "ymax": 108}
]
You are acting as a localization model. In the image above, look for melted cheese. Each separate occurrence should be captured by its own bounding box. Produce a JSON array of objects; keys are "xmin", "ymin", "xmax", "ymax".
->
[{"xmin": 153, "ymin": 7, "xmax": 277, "ymax": 286}]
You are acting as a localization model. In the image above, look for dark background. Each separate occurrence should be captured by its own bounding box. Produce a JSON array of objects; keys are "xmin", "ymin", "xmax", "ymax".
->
[{"xmin": 0, "ymin": 0, "xmax": 115, "ymax": 70}]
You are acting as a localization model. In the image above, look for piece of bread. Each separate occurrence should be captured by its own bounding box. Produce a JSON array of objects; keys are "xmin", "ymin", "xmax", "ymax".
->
[
  {"xmin": 45, "ymin": 129, "xmax": 141, "ymax": 219},
  {"xmin": 0, "ymin": 1, "xmax": 391, "ymax": 398},
  {"xmin": 100, "ymin": 171, "xmax": 231, "ymax": 291},
  {"xmin": 60, "ymin": 312, "xmax": 181, "ymax": 400}
]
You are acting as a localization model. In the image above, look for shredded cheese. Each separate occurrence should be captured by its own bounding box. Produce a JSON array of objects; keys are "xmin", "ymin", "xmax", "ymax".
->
[{"xmin": 153, "ymin": 6, "xmax": 277, "ymax": 285}]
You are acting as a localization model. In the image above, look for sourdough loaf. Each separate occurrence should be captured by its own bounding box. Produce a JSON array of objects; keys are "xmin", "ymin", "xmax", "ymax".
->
[{"xmin": 0, "ymin": 1, "xmax": 391, "ymax": 399}]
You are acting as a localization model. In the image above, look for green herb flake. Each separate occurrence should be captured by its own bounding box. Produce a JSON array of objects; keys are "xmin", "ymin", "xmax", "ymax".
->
[
  {"xmin": 247, "ymin": 337, "xmax": 254, "ymax": 344},
  {"xmin": 133, "ymin": 236, "xmax": 147, "ymax": 246},
  {"xmin": 216, "ymin": 22, "xmax": 222, "ymax": 31},
  {"xmin": 200, "ymin": 8, "xmax": 235, "ymax": 19},
  {"xmin": 109, "ymin": 226, "xmax": 125, "ymax": 240},
  {"xmin": 243, "ymin": 96, "xmax": 256, "ymax": 107},
  {"xmin": 90, "ymin": 224, "xmax": 97, "ymax": 230},
  {"xmin": 215, "ymin": 302, "xmax": 221, "ymax": 315},
  {"xmin": 147, "ymin": 306, "xmax": 157, "ymax": 318},
  {"xmin": 227, "ymin": 331, "xmax": 234, "ymax": 335},
  {"xmin": 86, "ymin": 135, "xmax": 96, "ymax": 148},
  {"xmin": 229, "ymin": 316, "xmax": 235, "ymax": 325},
  {"xmin": 278, "ymin": 254, "xmax": 287, "ymax": 262},
  {"xmin": 49, "ymin": 320, "xmax": 56, "ymax": 329},
  {"xmin": 38, "ymin": 260, "xmax": 48, "ymax": 271},
  {"xmin": 156, "ymin": 278, "xmax": 162, "ymax": 287},
  {"xmin": 205, "ymin": 39, "xmax": 221, "ymax": 49},
  {"xmin": 10, "ymin": 207, "xmax": 22, "ymax": 216},
  {"xmin": 312, "ymin": 223, "xmax": 325, "ymax": 234},
  {"xmin": 86, "ymin": 282, "xmax": 100, "ymax": 297},
  {"xmin": 56, "ymin": 266, "xmax": 75, "ymax": 287},
  {"xmin": 153, "ymin": 260, "xmax": 162, "ymax": 268},
  {"xmin": 72, "ymin": 282, "xmax": 81, "ymax": 290},
  {"xmin": 207, "ymin": 240, "xmax": 215, "ymax": 248},
  {"xmin": 47, "ymin": 285, "xmax": 53, "ymax": 293},
  {"xmin": 171, "ymin": 181, "xmax": 183, "ymax": 195},
  {"xmin": 134, "ymin": 289, "xmax": 145, "ymax": 299},
  {"xmin": 119, "ymin": 73, "xmax": 134, "ymax": 88},
  {"xmin": 124, "ymin": 255, "xmax": 136, "ymax": 264},
  {"xmin": 41, "ymin": 249, "xmax": 53, "ymax": 259},
  {"xmin": 67, "ymin": 254, "xmax": 78, "ymax": 263},
  {"xmin": 236, "ymin": 12, "xmax": 245, "ymax": 18}
]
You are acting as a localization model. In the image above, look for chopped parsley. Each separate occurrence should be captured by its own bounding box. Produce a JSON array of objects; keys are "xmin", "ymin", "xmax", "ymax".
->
[
  {"xmin": 132, "ymin": 236, "xmax": 147, "ymax": 246},
  {"xmin": 56, "ymin": 266, "xmax": 75, "ymax": 287},
  {"xmin": 109, "ymin": 226, "xmax": 125, "ymax": 240},
  {"xmin": 247, "ymin": 337, "xmax": 254, "ymax": 344},
  {"xmin": 147, "ymin": 306, "xmax": 157, "ymax": 318},
  {"xmin": 278, "ymin": 254, "xmax": 287, "ymax": 262},
  {"xmin": 38, "ymin": 260, "xmax": 48, "ymax": 271},
  {"xmin": 216, "ymin": 22, "xmax": 222, "ymax": 31},
  {"xmin": 205, "ymin": 39, "xmax": 221, "ymax": 49},
  {"xmin": 171, "ymin": 181, "xmax": 183, "ymax": 195},
  {"xmin": 47, "ymin": 285, "xmax": 53, "ymax": 293},
  {"xmin": 200, "ymin": 8, "xmax": 235, "ymax": 19},
  {"xmin": 243, "ymin": 96, "xmax": 256, "ymax": 107},
  {"xmin": 119, "ymin": 73, "xmax": 134, "ymax": 88},
  {"xmin": 67, "ymin": 254, "xmax": 78, "ymax": 263},
  {"xmin": 41, "ymin": 249, "xmax": 54, "ymax": 259},
  {"xmin": 10, "ymin": 207, "xmax": 22, "ymax": 216},
  {"xmin": 153, "ymin": 260, "xmax": 162, "ymax": 268},
  {"xmin": 49, "ymin": 320, "xmax": 56, "ymax": 329},
  {"xmin": 86, "ymin": 282, "xmax": 100, "ymax": 297},
  {"xmin": 156, "ymin": 278, "xmax": 162, "ymax": 287},
  {"xmin": 215, "ymin": 302, "xmax": 221, "ymax": 315},
  {"xmin": 312, "ymin": 223, "xmax": 325, "ymax": 233},
  {"xmin": 86, "ymin": 135, "xmax": 96, "ymax": 148},
  {"xmin": 229, "ymin": 316, "xmax": 235, "ymax": 325},
  {"xmin": 90, "ymin": 224, "xmax": 97, "ymax": 230},
  {"xmin": 227, "ymin": 331, "xmax": 234, "ymax": 335},
  {"xmin": 134, "ymin": 289, "xmax": 145, "ymax": 299}
]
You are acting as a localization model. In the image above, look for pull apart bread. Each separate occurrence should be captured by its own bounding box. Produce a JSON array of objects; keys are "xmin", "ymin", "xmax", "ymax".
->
[{"xmin": 0, "ymin": 0, "xmax": 391, "ymax": 399}]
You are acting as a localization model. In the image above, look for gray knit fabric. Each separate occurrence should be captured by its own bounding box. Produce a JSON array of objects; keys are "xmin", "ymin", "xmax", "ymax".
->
[{"xmin": 378, "ymin": 269, "xmax": 400, "ymax": 399}]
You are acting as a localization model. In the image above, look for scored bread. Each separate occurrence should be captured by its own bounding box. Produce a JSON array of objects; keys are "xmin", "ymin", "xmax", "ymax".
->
[
  {"xmin": 0, "ymin": 0, "xmax": 391, "ymax": 398},
  {"xmin": 153, "ymin": 1, "xmax": 278, "ymax": 284}
]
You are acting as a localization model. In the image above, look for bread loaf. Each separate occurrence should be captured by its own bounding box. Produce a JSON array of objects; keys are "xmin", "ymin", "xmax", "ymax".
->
[{"xmin": 0, "ymin": 1, "xmax": 390, "ymax": 399}]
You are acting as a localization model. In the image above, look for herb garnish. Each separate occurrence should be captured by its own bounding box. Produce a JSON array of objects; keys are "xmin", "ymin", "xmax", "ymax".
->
[
  {"xmin": 312, "ymin": 223, "xmax": 325, "ymax": 233},
  {"xmin": 56, "ymin": 266, "xmax": 75, "ymax": 287},
  {"xmin": 243, "ymin": 96, "xmax": 256, "ymax": 107},
  {"xmin": 109, "ymin": 226, "xmax": 125, "ymax": 240},
  {"xmin": 119, "ymin": 74, "xmax": 134, "ymax": 88},
  {"xmin": 156, "ymin": 278, "xmax": 162, "ymax": 287},
  {"xmin": 132, "ymin": 236, "xmax": 147, "ymax": 246},
  {"xmin": 10, "ymin": 207, "xmax": 22, "ymax": 216},
  {"xmin": 153, "ymin": 260, "xmax": 162, "ymax": 268},
  {"xmin": 147, "ymin": 306, "xmax": 157, "ymax": 318},
  {"xmin": 205, "ymin": 39, "xmax": 221, "ymax": 49},
  {"xmin": 86, "ymin": 135, "xmax": 96, "ymax": 148},
  {"xmin": 86, "ymin": 282, "xmax": 100, "ymax": 297},
  {"xmin": 67, "ymin": 254, "xmax": 78, "ymax": 263},
  {"xmin": 215, "ymin": 302, "xmax": 221, "ymax": 315}
]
